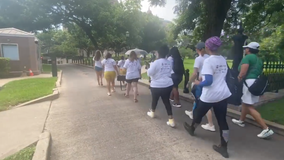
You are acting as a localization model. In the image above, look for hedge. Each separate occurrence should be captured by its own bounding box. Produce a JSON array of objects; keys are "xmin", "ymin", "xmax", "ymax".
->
[{"xmin": 0, "ymin": 57, "xmax": 10, "ymax": 78}]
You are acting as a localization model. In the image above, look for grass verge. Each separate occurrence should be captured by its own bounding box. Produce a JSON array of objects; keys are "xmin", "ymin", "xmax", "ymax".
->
[
  {"xmin": 257, "ymin": 98, "xmax": 284, "ymax": 125},
  {"xmin": 0, "ymin": 78, "xmax": 57, "ymax": 111},
  {"xmin": 3, "ymin": 144, "xmax": 36, "ymax": 160}
]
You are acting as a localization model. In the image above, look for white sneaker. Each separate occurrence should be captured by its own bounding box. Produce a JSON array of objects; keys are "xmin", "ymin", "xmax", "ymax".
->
[
  {"xmin": 201, "ymin": 123, "xmax": 216, "ymax": 132},
  {"xmin": 107, "ymin": 92, "xmax": 111, "ymax": 96},
  {"xmin": 169, "ymin": 99, "xmax": 174, "ymax": 103},
  {"xmin": 185, "ymin": 110, "xmax": 193, "ymax": 119},
  {"xmin": 147, "ymin": 111, "xmax": 155, "ymax": 118},
  {"xmin": 172, "ymin": 104, "xmax": 182, "ymax": 108},
  {"xmin": 257, "ymin": 128, "xmax": 274, "ymax": 138},
  {"xmin": 232, "ymin": 119, "xmax": 245, "ymax": 127},
  {"xmin": 167, "ymin": 119, "xmax": 175, "ymax": 128}
]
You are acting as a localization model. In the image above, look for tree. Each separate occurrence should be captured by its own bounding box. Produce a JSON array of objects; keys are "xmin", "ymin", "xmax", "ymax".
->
[
  {"xmin": 149, "ymin": 0, "xmax": 232, "ymax": 41},
  {"xmin": 37, "ymin": 30, "xmax": 78, "ymax": 58}
]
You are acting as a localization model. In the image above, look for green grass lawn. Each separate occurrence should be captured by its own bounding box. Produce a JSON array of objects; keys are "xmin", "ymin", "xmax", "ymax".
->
[
  {"xmin": 42, "ymin": 64, "xmax": 60, "ymax": 73},
  {"xmin": 141, "ymin": 58, "xmax": 233, "ymax": 89},
  {"xmin": 257, "ymin": 98, "xmax": 284, "ymax": 125},
  {"xmin": 3, "ymin": 144, "xmax": 36, "ymax": 160},
  {"xmin": 0, "ymin": 78, "xmax": 57, "ymax": 111}
]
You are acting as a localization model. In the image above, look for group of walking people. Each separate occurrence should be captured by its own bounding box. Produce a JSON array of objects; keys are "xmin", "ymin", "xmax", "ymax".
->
[
  {"xmin": 93, "ymin": 35, "xmax": 274, "ymax": 158},
  {"xmin": 146, "ymin": 36, "xmax": 274, "ymax": 158}
]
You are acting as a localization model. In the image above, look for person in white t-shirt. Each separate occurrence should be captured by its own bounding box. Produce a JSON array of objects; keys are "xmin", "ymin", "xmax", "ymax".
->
[
  {"xmin": 123, "ymin": 51, "xmax": 141, "ymax": 102},
  {"xmin": 101, "ymin": 51, "xmax": 119, "ymax": 96},
  {"xmin": 184, "ymin": 42, "xmax": 216, "ymax": 132},
  {"xmin": 184, "ymin": 37, "xmax": 231, "ymax": 158},
  {"xmin": 93, "ymin": 50, "xmax": 103, "ymax": 86},
  {"xmin": 147, "ymin": 45, "xmax": 175, "ymax": 127}
]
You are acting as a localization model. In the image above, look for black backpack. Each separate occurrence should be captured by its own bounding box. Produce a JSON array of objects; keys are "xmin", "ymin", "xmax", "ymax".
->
[
  {"xmin": 244, "ymin": 74, "xmax": 268, "ymax": 96},
  {"xmin": 226, "ymin": 64, "xmax": 242, "ymax": 106},
  {"xmin": 244, "ymin": 57, "xmax": 268, "ymax": 96}
]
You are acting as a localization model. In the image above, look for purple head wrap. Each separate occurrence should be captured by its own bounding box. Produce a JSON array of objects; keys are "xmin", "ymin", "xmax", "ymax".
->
[{"xmin": 205, "ymin": 36, "xmax": 222, "ymax": 51}]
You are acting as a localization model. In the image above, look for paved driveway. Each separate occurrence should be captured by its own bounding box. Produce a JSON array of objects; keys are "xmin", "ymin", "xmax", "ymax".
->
[{"xmin": 45, "ymin": 64, "xmax": 284, "ymax": 160}]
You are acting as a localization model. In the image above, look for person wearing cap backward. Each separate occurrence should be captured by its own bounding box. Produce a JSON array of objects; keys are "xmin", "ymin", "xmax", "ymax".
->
[
  {"xmin": 184, "ymin": 36, "xmax": 231, "ymax": 158},
  {"xmin": 184, "ymin": 42, "xmax": 216, "ymax": 132},
  {"xmin": 232, "ymin": 42, "xmax": 274, "ymax": 138}
]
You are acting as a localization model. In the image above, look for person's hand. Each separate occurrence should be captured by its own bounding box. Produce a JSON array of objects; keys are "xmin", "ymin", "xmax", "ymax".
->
[{"xmin": 194, "ymin": 79, "xmax": 200, "ymax": 85}]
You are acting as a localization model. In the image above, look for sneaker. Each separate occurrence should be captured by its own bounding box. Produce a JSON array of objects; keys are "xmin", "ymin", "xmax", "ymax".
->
[
  {"xmin": 201, "ymin": 123, "xmax": 216, "ymax": 132},
  {"xmin": 184, "ymin": 122, "xmax": 195, "ymax": 136},
  {"xmin": 169, "ymin": 99, "xmax": 174, "ymax": 103},
  {"xmin": 232, "ymin": 119, "xmax": 245, "ymax": 127},
  {"xmin": 166, "ymin": 119, "xmax": 175, "ymax": 127},
  {"xmin": 107, "ymin": 92, "xmax": 111, "ymax": 96},
  {"xmin": 185, "ymin": 110, "xmax": 193, "ymax": 119},
  {"xmin": 147, "ymin": 110, "xmax": 155, "ymax": 118},
  {"xmin": 257, "ymin": 128, "xmax": 274, "ymax": 139},
  {"xmin": 172, "ymin": 104, "xmax": 182, "ymax": 108},
  {"xmin": 213, "ymin": 145, "xmax": 229, "ymax": 158}
]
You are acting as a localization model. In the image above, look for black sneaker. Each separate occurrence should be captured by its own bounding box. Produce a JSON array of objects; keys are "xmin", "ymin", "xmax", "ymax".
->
[
  {"xmin": 213, "ymin": 145, "xmax": 229, "ymax": 158},
  {"xmin": 184, "ymin": 122, "xmax": 195, "ymax": 136}
]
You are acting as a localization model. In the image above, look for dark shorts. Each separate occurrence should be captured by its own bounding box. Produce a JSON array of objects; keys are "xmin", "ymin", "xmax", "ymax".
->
[
  {"xmin": 126, "ymin": 78, "xmax": 139, "ymax": 84},
  {"xmin": 171, "ymin": 74, "xmax": 182, "ymax": 88},
  {"xmin": 95, "ymin": 66, "xmax": 103, "ymax": 71}
]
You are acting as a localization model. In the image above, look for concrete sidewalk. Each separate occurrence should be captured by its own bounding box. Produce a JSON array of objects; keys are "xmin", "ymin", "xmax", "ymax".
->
[
  {"xmin": 0, "ymin": 74, "xmax": 52, "ymax": 87},
  {"xmin": 0, "ymin": 101, "xmax": 51, "ymax": 159},
  {"xmin": 46, "ymin": 64, "xmax": 284, "ymax": 160}
]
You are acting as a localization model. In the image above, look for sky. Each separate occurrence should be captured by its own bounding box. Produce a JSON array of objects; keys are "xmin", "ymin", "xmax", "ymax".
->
[{"xmin": 140, "ymin": 0, "xmax": 177, "ymax": 21}]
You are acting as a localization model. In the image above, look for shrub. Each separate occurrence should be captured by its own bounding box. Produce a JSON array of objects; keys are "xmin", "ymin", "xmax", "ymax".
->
[{"xmin": 0, "ymin": 57, "xmax": 10, "ymax": 78}]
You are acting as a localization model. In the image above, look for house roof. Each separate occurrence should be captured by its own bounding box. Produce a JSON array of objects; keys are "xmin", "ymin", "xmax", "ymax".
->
[{"xmin": 0, "ymin": 28, "xmax": 35, "ymax": 37}]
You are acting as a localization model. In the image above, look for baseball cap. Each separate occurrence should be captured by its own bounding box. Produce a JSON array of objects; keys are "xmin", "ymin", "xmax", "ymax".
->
[
  {"xmin": 243, "ymin": 42, "xmax": 260, "ymax": 50},
  {"xmin": 196, "ymin": 42, "xmax": 205, "ymax": 50}
]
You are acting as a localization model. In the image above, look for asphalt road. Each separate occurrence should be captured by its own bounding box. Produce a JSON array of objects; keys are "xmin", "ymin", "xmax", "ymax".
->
[{"xmin": 45, "ymin": 64, "xmax": 284, "ymax": 160}]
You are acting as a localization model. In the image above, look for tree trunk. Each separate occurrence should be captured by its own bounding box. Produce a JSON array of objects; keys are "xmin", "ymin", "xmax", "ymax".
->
[{"xmin": 202, "ymin": 0, "xmax": 232, "ymax": 41}]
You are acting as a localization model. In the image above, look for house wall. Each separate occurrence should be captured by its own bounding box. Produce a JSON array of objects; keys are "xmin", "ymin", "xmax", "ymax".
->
[{"xmin": 0, "ymin": 36, "xmax": 41, "ymax": 75}]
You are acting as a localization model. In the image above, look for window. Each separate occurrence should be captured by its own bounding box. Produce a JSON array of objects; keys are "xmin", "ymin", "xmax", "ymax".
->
[{"xmin": 1, "ymin": 44, "xmax": 20, "ymax": 60}]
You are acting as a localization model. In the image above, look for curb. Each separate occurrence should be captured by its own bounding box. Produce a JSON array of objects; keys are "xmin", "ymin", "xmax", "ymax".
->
[
  {"xmin": 138, "ymin": 80, "xmax": 284, "ymax": 136},
  {"xmin": 32, "ymin": 131, "xmax": 51, "ymax": 160},
  {"xmin": 11, "ymin": 71, "xmax": 63, "ymax": 109}
]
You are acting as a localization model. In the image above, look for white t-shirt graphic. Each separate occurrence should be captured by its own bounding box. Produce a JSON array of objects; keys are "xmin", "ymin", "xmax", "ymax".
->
[
  {"xmin": 123, "ymin": 59, "xmax": 141, "ymax": 80},
  {"xmin": 147, "ymin": 58, "xmax": 173, "ymax": 88},
  {"xmin": 101, "ymin": 58, "xmax": 116, "ymax": 72},
  {"xmin": 200, "ymin": 55, "xmax": 231, "ymax": 103},
  {"xmin": 194, "ymin": 54, "xmax": 209, "ymax": 78}
]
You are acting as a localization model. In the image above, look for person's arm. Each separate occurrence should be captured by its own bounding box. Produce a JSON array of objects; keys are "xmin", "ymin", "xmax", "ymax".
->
[
  {"xmin": 112, "ymin": 60, "xmax": 119, "ymax": 75},
  {"xmin": 147, "ymin": 61, "xmax": 157, "ymax": 77},
  {"xmin": 238, "ymin": 57, "xmax": 250, "ymax": 81},
  {"xmin": 195, "ymin": 75, "xmax": 213, "ymax": 87},
  {"xmin": 189, "ymin": 68, "xmax": 198, "ymax": 83},
  {"xmin": 238, "ymin": 64, "xmax": 249, "ymax": 82}
]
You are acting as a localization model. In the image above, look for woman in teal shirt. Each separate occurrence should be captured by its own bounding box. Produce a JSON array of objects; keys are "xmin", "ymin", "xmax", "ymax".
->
[{"xmin": 232, "ymin": 42, "xmax": 274, "ymax": 139}]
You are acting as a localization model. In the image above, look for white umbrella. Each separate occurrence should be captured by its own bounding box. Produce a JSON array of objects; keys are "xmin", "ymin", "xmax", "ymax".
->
[{"xmin": 125, "ymin": 48, "xmax": 148, "ymax": 56}]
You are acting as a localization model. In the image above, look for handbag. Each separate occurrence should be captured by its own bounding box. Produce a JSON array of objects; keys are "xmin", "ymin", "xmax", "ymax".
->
[{"xmin": 244, "ymin": 57, "xmax": 268, "ymax": 96}]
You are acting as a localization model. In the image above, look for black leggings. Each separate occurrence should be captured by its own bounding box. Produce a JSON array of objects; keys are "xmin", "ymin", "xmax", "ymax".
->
[
  {"xmin": 192, "ymin": 99, "xmax": 229, "ymax": 147},
  {"xmin": 151, "ymin": 86, "xmax": 173, "ymax": 116}
]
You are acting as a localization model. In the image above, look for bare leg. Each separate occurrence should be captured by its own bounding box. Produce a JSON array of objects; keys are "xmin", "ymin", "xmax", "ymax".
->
[
  {"xmin": 99, "ymin": 71, "xmax": 103, "ymax": 85},
  {"xmin": 170, "ymin": 91, "xmax": 174, "ymax": 100},
  {"xmin": 95, "ymin": 71, "xmax": 100, "ymax": 85},
  {"xmin": 111, "ymin": 79, "xmax": 115, "ymax": 92},
  {"xmin": 106, "ymin": 80, "xmax": 111, "ymax": 95},
  {"xmin": 247, "ymin": 105, "xmax": 268, "ymax": 129},
  {"xmin": 125, "ymin": 82, "xmax": 131, "ymax": 96},
  {"xmin": 240, "ymin": 103, "xmax": 250, "ymax": 121},
  {"xmin": 206, "ymin": 110, "xmax": 214, "ymax": 127},
  {"xmin": 173, "ymin": 87, "xmax": 180, "ymax": 104},
  {"xmin": 132, "ymin": 82, "xmax": 138, "ymax": 101}
]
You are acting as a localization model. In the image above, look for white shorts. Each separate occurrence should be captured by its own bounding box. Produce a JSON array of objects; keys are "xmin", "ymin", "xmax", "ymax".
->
[{"xmin": 241, "ymin": 79, "xmax": 259, "ymax": 105}]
